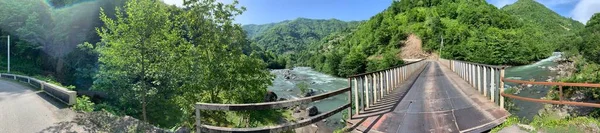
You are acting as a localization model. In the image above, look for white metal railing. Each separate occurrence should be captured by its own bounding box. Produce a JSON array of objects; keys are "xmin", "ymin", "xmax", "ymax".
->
[
  {"xmin": 438, "ymin": 59, "xmax": 507, "ymax": 108},
  {"xmin": 347, "ymin": 59, "xmax": 427, "ymax": 115}
]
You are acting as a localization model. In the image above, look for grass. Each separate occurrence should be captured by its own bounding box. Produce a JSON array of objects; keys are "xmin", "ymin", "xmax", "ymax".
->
[
  {"xmin": 490, "ymin": 116, "xmax": 520, "ymax": 133},
  {"xmin": 491, "ymin": 113, "xmax": 600, "ymax": 133}
]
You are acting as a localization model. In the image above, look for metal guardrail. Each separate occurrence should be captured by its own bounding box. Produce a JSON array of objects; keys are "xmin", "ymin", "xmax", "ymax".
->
[
  {"xmin": 0, "ymin": 73, "xmax": 76, "ymax": 105},
  {"xmin": 194, "ymin": 59, "xmax": 427, "ymax": 132},
  {"xmin": 347, "ymin": 59, "xmax": 426, "ymax": 115},
  {"xmin": 439, "ymin": 59, "xmax": 507, "ymax": 108},
  {"xmin": 501, "ymin": 79, "xmax": 600, "ymax": 108}
]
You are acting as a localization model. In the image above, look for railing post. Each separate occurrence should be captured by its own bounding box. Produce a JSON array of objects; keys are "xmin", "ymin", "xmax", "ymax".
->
[
  {"xmin": 386, "ymin": 70, "xmax": 389, "ymax": 94},
  {"xmin": 462, "ymin": 62, "xmax": 465, "ymax": 79},
  {"xmin": 196, "ymin": 108, "xmax": 201, "ymax": 133},
  {"xmin": 484, "ymin": 67, "xmax": 488, "ymax": 96},
  {"xmin": 471, "ymin": 64, "xmax": 475, "ymax": 86},
  {"xmin": 365, "ymin": 75, "xmax": 370, "ymax": 108},
  {"xmin": 500, "ymin": 68, "xmax": 505, "ymax": 109},
  {"xmin": 490, "ymin": 68, "xmax": 496, "ymax": 102},
  {"xmin": 477, "ymin": 65, "xmax": 481, "ymax": 93},
  {"xmin": 353, "ymin": 77, "xmax": 359, "ymax": 114},
  {"xmin": 380, "ymin": 72, "xmax": 384, "ymax": 97},
  {"xmin": 374, "ymin": 73, "xmax": 379, "ymax": 102},
  {"xmin": 348, "ymin": 78, "xmax": 353, "ymax": 118}
]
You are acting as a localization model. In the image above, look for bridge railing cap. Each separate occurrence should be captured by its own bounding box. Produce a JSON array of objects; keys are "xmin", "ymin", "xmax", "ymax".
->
[
  {"xmin": 452, "ymin": 60, "xmax": 510, "ymax": 69},
  {"xmin": 347, "ymin": 59, "xmax": 425, "ymax": 78}
]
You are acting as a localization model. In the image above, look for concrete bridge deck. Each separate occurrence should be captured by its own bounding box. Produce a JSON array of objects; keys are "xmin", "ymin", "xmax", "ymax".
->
[{"xmin": 348, "ymin": 61, "xmax": 510, "ymax": 133}]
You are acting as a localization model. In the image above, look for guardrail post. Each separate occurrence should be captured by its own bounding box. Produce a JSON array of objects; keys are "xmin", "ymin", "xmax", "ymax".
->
[
  {"xmin": 500, "ymin": 68, "xmax": 505, "ymax": 109},
  {"xmin": 484, "ymin": 67, "xmax": 488, "ymax": 96},
  {"xmin": 490, "ymin": 68, "xmax": 496, "ymax": 102}
]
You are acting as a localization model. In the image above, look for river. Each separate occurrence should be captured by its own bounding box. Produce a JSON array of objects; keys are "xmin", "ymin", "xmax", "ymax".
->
[
  {"xmin": 267, "ymin": 52, "xmax": 562, "ymax": 129},
  {"xmin": 504, "ymin": 52, "xmax": 563, "ymax": 120}
]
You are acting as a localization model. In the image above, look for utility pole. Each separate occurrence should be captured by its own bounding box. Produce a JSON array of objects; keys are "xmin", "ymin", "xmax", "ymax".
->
[{"xmin": 7, "ymin": 35, "xmax": 9, "ymax": 73}]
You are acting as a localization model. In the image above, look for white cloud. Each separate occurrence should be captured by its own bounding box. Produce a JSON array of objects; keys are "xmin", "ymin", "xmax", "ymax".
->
[
  {"xmin": 571, "ymin": 0, "xmax": 600, "ymax": 24},
  {"xmin": 492, "ymin": 0, "xmax": 517, "ymax": 8}
]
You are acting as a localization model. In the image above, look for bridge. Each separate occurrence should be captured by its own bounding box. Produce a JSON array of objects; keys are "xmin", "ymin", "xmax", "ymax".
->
[
  {"xmin": 3, "ymin": 58, "xmax": 600, "ymax": 132},
  {"xmin": 194, "ymin": 58, "xmax": 600, "ymax": 133}
]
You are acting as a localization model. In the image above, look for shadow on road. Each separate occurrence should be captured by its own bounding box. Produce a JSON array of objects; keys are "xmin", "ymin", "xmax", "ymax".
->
[
  {"xmin": 39, "ymin": 111, "xmax": 164, "ymax": 133},
  {"xmin": 35, "ymin": 92, "xmax": 69, "ymax": 109}
]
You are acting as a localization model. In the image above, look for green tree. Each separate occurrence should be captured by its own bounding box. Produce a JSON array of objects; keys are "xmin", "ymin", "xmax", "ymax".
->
[{"xmin": 95, "ymin": 0, "xmax": 181, "ymax": 123}]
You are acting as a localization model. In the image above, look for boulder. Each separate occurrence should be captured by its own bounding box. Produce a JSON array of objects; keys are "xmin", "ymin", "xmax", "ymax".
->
[
  {"xmin": 304, "ymin": 89, "xmax": 316, "ymax": 97},
  {"xmin": 175, "ymin": 126, "xmax": 191, "ymax": 133},
  {"xmin": 263, "ymin": 91, "xmax": 278, "ymax": 102},
  {"xmin": 307, "ymin": 106, "xmax": 319, "ymax": 116},
  {"xmin": 278, "ymin": 98, "xmax": 288, "ymax": 101}
]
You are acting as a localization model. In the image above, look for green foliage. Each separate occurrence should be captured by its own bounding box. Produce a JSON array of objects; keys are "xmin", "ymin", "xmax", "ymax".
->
[
  {"xmin": 243, "ymin": 19, "xmax": 360, "ymax": 69},
  {"xmin": 94, "ymin": 0, "xmax": 274, "ymax": 128},
  {"xmin": 73, "ymin": 96, "xmax": 95, "ymax": 112},
  {"xmin": 338, "ymin": 50, "xmax": 367, "ymax": 77},
  {"xmin": 579, "ymin": 13, "xmax": 600, "ymax": 64},
  {"xmin": 529, "ymin": 114, "xmax": 600, "ymax": 132},
  {"xmin": 296, "ymin": 82, "xmax": 309, "ymax": 94},
  {"xmin": 502, "ymin": 0, "xmax": 585, "ymax": 52},
  {"xmin": 490, "ymin": 116, "xmax": 519, "ymax": 133}
]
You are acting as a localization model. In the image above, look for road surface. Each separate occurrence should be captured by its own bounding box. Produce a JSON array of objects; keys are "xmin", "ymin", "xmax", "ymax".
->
[
  {"xmin": 0, "ymin": 79, "xmax": 78, "ymax": 133},
  {"xmin": 349, "ymin": 61, "xmax": 509, "ymax": 132}
]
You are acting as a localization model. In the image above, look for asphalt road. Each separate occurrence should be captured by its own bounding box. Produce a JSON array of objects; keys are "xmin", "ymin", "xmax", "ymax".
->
[{"xmin": 0, "ymin": 79, "xmax": 78, "ymax": 133}]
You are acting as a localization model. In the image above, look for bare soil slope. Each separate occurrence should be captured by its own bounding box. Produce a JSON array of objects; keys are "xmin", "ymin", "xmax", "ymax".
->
[{"xmin": 399, "ymin": 34, "xmax": 429, "ymax": 60}]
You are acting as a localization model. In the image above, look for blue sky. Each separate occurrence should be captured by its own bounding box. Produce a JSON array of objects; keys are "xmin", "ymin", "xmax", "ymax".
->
[{"xmin": 163, "ymin": 0, "xmax": 600, "ymax": 25}]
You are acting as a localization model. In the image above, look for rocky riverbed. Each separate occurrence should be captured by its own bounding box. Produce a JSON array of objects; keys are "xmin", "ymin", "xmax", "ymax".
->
[{"xmin": 267, "ymin": 67, "xmax": 348, "ymax": 130}]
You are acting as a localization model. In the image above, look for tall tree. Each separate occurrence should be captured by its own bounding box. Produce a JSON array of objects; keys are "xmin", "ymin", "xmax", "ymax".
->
[{"xmin": 96, "ymin": 0, "xmax": 181, "ymax": 122}]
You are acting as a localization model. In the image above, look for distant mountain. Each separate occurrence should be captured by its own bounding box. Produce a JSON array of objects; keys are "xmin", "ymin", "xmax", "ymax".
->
[
  {"xmin": 502, "ymin": 0, "xmax": 584, "ymax": 50},
  {"xmin": 242, "ymin": 18, "xmax": 360, "ymax": 55}
]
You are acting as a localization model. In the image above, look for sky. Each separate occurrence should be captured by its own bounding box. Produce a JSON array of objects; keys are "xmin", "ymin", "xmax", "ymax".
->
[{"xmin": 162, "ymin": 0, "xmax": 600, "ymax": 25}]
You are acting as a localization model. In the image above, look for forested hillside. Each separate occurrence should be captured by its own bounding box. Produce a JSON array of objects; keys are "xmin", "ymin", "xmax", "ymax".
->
[
  {"xmin": 242, "ymin": 18, "xmax": 360, "ymax": 69},
  {"xmin": 296, "ymin": 0, "xmax": 554, "ymax": 77},
  {"xmin": 502, "ymin": 0, "xmax": 584, "ymax": 51}
]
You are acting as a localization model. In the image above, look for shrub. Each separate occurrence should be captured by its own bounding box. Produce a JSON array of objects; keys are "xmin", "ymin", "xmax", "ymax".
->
[{"xmin": 73, "ymin": 96, "xmax": 95, "ymax": 112}]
